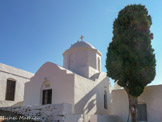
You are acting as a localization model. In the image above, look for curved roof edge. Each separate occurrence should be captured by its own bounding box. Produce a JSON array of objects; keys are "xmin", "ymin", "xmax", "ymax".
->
[
  {"xmin": 63, "ymin": 46, "xmax": 102, "ymax": 56},
  {"xmin": 70, "ymin": 41, "xmax": 95, "ymax": 49},
  {"xmin": 34, "ymin": 62, "xmax": 74, "ymax": 76}
]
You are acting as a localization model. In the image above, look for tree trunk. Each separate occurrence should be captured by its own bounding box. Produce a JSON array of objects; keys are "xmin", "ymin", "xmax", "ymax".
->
[{"xmin": 125, "ymin": 88, "xmax": 138, "ymax": 122}]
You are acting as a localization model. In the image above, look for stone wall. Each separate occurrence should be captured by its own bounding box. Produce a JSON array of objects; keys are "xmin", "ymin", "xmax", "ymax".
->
[{"xmin": 0, "ymin": 103, "xmax": 83, "ymax": 122}]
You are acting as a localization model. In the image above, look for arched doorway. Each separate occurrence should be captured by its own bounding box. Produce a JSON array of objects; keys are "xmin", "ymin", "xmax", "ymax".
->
[{"xmin": 41, "ymin": 80, "xmax": 52, "ymax": 105}]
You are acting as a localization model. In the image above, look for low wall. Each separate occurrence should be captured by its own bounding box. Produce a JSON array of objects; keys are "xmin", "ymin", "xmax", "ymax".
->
[
  {"xmin": 90, "ymin": 115, "xmax": 121, "ymax": 122},
  {"xmin": 0, "ymin": 103, "xmax": 83, "ymax": 122},
  {"xmin": 111, "ymin": 85, "xmax": 162, "ymax": 122}
]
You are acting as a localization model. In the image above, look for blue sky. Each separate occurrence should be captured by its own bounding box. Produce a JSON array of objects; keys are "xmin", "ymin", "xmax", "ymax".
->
[{"xmin": 0, "ymin": 0, "xmax": 161, "ymax": 85}]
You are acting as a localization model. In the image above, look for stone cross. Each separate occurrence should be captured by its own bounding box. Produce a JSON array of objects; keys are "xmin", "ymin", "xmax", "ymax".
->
[{"xmin": 80, "ymin": 35, "xmax": 84, "ymax": 41}]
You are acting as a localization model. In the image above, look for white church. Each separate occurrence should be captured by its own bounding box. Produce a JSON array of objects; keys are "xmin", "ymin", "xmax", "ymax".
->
[{"xmin": 0, "ymin": 36, "xmax": 162, "ymax": 122}]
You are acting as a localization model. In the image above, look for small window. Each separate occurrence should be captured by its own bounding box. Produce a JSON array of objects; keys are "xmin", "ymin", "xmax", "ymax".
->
[
  {"xmin": 5, "ymin": 79, "xmax": 16, "ymax": 101},
  {"xmin": 138, "ymin": 104, "xmax": 147, "ymax": 121},
  {"xmin": 104, "ymin": 91, "xmax": 108, "ymax": 109},
  {"xmin": 98, "ymin": 57, "xmax": 101, "ymax": 72},
  {"xmin": 69, "ymin": 54, "xmax": 72, "ymax": 69}
]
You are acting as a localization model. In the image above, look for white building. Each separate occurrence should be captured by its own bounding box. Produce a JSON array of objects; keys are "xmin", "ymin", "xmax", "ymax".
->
[
  {"xmin": 111, "ymin": 85, "xmax": 162, "ymax": 122},
  {"xmin": 23, "ymin": 39, "xmax": 112, "ymax": 122},
  {"xmin": 0, "ymin": 63, "xmax": 34, "ymax": 107}
]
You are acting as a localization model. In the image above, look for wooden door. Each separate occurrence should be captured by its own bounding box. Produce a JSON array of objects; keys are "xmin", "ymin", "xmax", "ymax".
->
[{"xmin": 42, "ymin": 89, "xmax": 52, "ymax": 105}]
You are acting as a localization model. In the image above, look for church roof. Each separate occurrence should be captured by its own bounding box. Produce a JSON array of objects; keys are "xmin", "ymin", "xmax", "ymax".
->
[
  {"xmin": 63, "ymin": 35, "xmax": 101, "ymax": 56},
  {"xmin": 70, "ymin": 41, "xmax": 95, "ymax": 49}
]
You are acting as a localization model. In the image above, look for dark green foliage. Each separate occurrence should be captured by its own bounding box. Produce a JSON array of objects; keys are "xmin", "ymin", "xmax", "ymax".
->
[{"xmin": 106, "ymin": 4, "xmax": 156, "ymax": 97}]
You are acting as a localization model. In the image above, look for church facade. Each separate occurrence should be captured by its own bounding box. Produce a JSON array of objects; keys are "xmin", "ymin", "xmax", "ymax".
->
[{"xmin": 23, "ymin": 40, "xmax": 112, "ymax": 121}]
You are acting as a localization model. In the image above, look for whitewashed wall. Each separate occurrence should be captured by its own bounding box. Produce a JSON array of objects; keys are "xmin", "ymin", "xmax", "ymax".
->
[
  {"xmin": 111, "ymin": 85, "xmax": 162, "ymax": 122},
  {"xmin": 63, "ymin": 47, "xmax": 101, "ymax": 75},
  {"xmin": 0, "ymin": 63, "xmax": 34, "ymax": 107},
  {"xmin": 23, "ymin": 62, "xmax": 113, "ymax": 122},
  {"xmin": 74, "ymin": 72, "xmax": 112, "ymax": 122},
  {"xmin": 24, "ymin": 62, "xmax": 75, "ymax": 110}
]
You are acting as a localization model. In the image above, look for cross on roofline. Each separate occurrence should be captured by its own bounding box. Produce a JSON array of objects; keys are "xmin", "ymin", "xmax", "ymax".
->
[{"xmin": 80, "ymin": 35, "xmax": 84, "ymax": 41}]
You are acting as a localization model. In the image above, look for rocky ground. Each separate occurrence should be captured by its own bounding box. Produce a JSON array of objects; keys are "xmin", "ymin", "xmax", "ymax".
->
[{"xmin": 0, "ymin": 110, "xmax": 37, "ymax": 122}]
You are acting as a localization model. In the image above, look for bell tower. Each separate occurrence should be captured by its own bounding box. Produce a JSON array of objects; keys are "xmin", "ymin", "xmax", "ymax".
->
[{"xmin": 63, "ymin": 36, "xmax": 101, "ymax": 78}]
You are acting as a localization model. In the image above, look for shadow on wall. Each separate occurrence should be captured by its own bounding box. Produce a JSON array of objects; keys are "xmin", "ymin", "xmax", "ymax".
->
[
  {"xmin": 74, "ymin": 76, "xmax": 112, "ymax": 118},
  {"xmin": 84, "ymin": 98, "xmax": 96, "ymax": 114}
]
